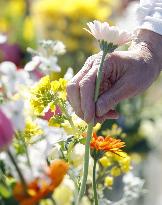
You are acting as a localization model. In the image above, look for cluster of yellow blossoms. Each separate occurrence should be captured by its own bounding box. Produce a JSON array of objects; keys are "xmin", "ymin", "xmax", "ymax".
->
[
  {"xmin": 30, "ymin": 76, "xmax": 67, "ymax": 116},
  {"xmin": 100, "ymin": 151, "xmax": 131, "ymax": 187},
  {"xmin": 23, "ymin": 120, "xmax": 43, "ymax": 144}
]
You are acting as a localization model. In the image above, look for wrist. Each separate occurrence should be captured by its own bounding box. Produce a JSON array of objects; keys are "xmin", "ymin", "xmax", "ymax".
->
[{"xmin": 131, "ymin": 29, "xmax": 162, "ymax": 71}]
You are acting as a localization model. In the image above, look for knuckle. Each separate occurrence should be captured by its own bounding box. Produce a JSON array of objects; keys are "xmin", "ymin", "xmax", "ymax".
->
[
  {"xmin": 108, "ymin": 53, "xmax": 120, "ymax": 62},
  {"xmin": 79, "ymin": 78, "xmax": 91, "ymax": 89},
  {"xmin": 66, "ymin": 81, "xmax": 78, "ymax": 94},
  {"xmin": 84, "ymin": 54, "xmax": 96, "ymax": 66}
]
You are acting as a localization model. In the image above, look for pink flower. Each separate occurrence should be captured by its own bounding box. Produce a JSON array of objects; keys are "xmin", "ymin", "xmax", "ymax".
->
[
  {"xmin": 85, "ymin": 20, "xmax": 132, "ymax": 46},
  {"xmin": 43, "ymin": 106, "xmax": 62, "ymax": 121},
  {"xmin": 0, "ymin": 109, "xmax": 14, "ymax": 150}
]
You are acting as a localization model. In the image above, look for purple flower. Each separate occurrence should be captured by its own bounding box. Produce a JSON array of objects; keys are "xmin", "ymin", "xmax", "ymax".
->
[{"xmin": 0, "ymin": 109, "xmax": 14, "ymax": 150}]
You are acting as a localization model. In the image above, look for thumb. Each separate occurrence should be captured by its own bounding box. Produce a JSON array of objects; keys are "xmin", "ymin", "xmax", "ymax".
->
[{"xmin": 96, "ymin": 77, "xmax": 134, "ymax": 117}]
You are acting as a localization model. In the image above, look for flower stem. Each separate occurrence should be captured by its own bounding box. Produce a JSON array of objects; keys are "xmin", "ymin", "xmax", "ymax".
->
[
  {"xmin": 93, "ymin": 159, "xmax": 98, "ymax": 205},
  {"xmin": 7, "ymin": 149, "xmax": 28, "ymax": 194},
  {"xmin": 94, "ymin": 51, "xmax": 107, "ymax": 101},
  {"xmin": 77, "ymin": 51, "xmax": 107, "ymax": 204},
  {"xmin": 77, "ymin": 122, "xmax": 93, "ymax": 204},
  {"xmin": 15, "ymin": 131, "xmax": 32, "ymax": 171}
]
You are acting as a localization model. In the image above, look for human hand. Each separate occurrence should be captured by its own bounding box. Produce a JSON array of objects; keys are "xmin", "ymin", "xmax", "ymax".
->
[{"xmin": 67, "ymin": 29, "xmax": 162, "ymax": 123}]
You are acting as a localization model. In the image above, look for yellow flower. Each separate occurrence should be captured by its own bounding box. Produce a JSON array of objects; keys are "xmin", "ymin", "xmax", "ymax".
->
[
  {"xmin": 0, "ymin": 18, "xmax": 8, "ymax": 32},
  {"xmin": 30, "ymin": 76, "xmax": 52, "ymax": 115},
  {"xmin": 110, "ymin": 167, "xmax": 121, "ymax": 177},
  {"xmin": 23, "ymin": 17, "xmax": 35, "ymax": 42},
  {"xmin": 99, "ymin": 156, "xmax": 112, "ymax": 168},
  {"xmin": 51, "ymin": 80, "xmax": 60, "ymax": 92},
  {"xmin": 23, "ymin": 120, "xmax": 43, "ymax": 143},
  {"xmin": 102, "ymin": 123, "xmax": 125, "ymax": 137},
  {"xmin": 59, "ymin": 78, "xmax": 67, "ymax": 90},
  {"xmin": 113, "ymin": 152, "xmax": 131, "ymax": 173},
  {"xmin": 93, "ymin": 123, "xmax": 101, "ymax": 133},
  {"xmin": 104, "ymin": 176, "xmax": 114, "ymax": 187},
  {"xmin": 8, "ymin": 0, "xmax": 25, "ymax": 17},
  {"xmin": 48, "ymin": 118, "xmax": 61, "ymax": 128},
  {"xmin": 54, "ymin": 179, "xmax": 74, "ymax": 205}
]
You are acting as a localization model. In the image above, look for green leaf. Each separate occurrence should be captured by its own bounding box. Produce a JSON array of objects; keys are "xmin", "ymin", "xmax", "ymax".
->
[{"xmin": 0, "ymin": 184, "xmax": 11, "ymax": 198}]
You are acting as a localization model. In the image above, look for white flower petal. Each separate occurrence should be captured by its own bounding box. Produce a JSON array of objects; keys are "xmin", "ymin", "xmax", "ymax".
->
[
  {"xmin": 85, "ymin": 20, "xmax": 132, "ymax": 45},
  {"xmin": 0, "ymin": 61, "xmax": 17, "ymax": 75}
]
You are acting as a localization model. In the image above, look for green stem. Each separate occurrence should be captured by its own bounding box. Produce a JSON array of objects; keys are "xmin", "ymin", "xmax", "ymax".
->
[
  {"xmin": 61, "ymin": 104, "xmax": 76, "ymax": 132},
  {"xmin": 93, "ymin": 159, "xmax": 98, "ymax": 205},
  {"xmin": 50, "ymin": 196, "xmax": 57, "ymax": 205},
  {"xmin": 94, "ymin": 52, "xmax": 107, "ymax": 101},
  {"xmin": 7, "ymin": 149, "xmax": 28, "ymax": 194},
  {"xmin": 19, "ymin": 132, "xmax": 32, "ymax": 170},
  {"xmin": 77, "ymin": 122, "xmax": 93, "ymax": 204},
  {"xmin": 77, "ymin": 50, "xmax": 107, "ymax": 205}
]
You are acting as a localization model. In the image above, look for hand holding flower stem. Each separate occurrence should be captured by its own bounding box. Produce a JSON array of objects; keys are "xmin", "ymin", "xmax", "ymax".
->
[{"xmin": 76, "ymin": 21, "xmax": 131, "ymax": 204}]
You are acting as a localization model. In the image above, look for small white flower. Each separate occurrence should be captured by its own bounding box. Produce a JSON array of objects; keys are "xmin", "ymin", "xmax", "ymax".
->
[
  {"xmin": 1, "ymin": 100, "xmax": 25, "ymax": 131},
  {"xmin": 52, "ymin": 41, "xmax": 66, "ymax": 55},
  {"xmin": 0, "ymin": 62, "xmax": 32, "ymax": 96},
  {"xmin": 40, "ymin": 40, "xmax": 66, "ymax": 55},
  {"xmin": 25, "ymin": 56, "xmax": 61, "ymax": 73},
  {"xmin": 85, "ymin": 20, "xmax": 132, "ymax": 45},
  {"xmin": 36, "ymin": 118, "xmax": 68, "ymax": 144},
  {"xmin": 0, "ymin": 34, "xmax": 7, "ymax": 44},
  {"xmin": 24, "ymin": 57, "xmax": 41, "ymax": 71},
  {"xmin": 0, "ymin": 61, "xmax": 17, "ymax": 75},
  {"xmin": 64, "ymin": 67, "xmax": 74, "ymax": 80}
]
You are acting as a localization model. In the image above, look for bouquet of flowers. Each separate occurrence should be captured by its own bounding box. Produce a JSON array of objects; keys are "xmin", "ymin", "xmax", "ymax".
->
[{"xmin": 0, "ymin": 21, "xmax": 144, "ymax": 205}]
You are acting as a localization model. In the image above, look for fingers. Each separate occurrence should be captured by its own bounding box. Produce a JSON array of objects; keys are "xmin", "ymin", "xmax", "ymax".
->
[
  {"xmin": 95, "ymin": 110, "xmax": 119, "ymax": 124},
  {"xmin": 67, "ymin": 55, "xmax": 96, "ymax": 118},
  {"xmin": 96, "ymin": 76, "xmax": 136, "ymax": 117},
  {"xmin": 79, "ymin": 54, "xmax": 103, "ymax": 122}
]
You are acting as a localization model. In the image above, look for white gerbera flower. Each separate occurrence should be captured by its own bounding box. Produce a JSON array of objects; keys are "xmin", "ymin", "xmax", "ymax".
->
[{"xmin": 85, "ymin": 20, "xmax": 132, "ymax": 46}]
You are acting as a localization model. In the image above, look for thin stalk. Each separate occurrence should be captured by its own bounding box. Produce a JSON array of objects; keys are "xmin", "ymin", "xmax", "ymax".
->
[
  {"xmin": 77, "ymin": 122, "xmax": 93, "ymax": 204},
  {"xmin": 50, "ymin": 196, "xmax": 57, "ymax": 205},
  {"xmin": 93, "ymin": 159, "xmax": 98, "ymax": 205},
  {"xmin": 60, "ymin": 105, "xmax": 76, "ymax": 132},
  {"xmin": 20, "ymin": 132, "xmax": 32, "ymax": 170},
  {"xmin": 7, "ymin": 149, "xmax": 28, "ymax": 194},
  {"xmin": 77, "ymin": 51, "xmax": 107, "ymax": 204},
  {"xmin": 94, "ymin": 52, "xmax": 107, "ymax": 101}
]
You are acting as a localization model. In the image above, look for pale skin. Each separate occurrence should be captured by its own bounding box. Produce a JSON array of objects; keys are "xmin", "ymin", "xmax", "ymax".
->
[{"xmin": 67, "ymin": 29, "xmax": 162, "ymax": 123}]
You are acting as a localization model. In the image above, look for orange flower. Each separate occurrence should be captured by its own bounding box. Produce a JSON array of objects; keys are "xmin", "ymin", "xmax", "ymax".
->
[
  {"xmin": 14, "ymin": 160, "xmax": 69, "ymax": 205},
  {"xmin": 47, "ymin": 159, "xmax": 69, "ymax": 187},
  {"xmin": 90, "ymin": 133, "xmax": 125, "ymax": 154}
]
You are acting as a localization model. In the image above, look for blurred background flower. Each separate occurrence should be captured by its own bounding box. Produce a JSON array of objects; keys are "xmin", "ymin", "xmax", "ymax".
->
[
  {"xmin": 1, "ymin": 0, "xmax": 162, "ymax": 205},
  {"xmin": 0, "ymin": 0, "xmax": 122, "ymax": 68}
]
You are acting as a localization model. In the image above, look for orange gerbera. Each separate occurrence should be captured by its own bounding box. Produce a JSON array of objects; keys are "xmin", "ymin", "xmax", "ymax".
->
[
  {"xmin": 90, "ymin": 133, "xmax": 125, "ymax": 154},
  {"xmin": 14, "ymin": 159, "xmax": 69, "ymax": 205}
]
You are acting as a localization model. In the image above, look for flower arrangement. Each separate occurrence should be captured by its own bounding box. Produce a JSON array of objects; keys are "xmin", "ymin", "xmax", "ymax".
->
[{"xmin": 0, "ymin": 21, "xmax": 145, "ymax": 205}]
